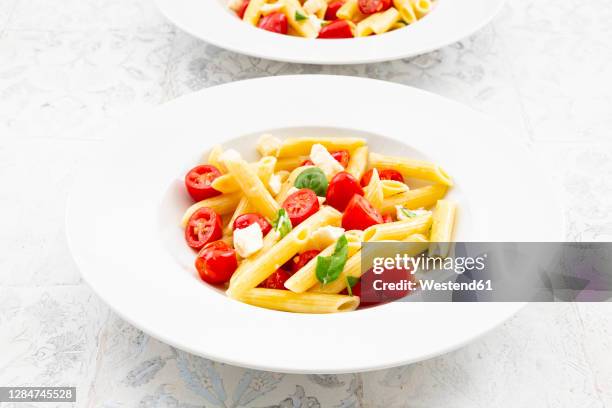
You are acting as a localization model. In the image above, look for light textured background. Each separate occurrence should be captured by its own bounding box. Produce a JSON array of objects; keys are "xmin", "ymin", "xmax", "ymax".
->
[{"xmin": 1, "ymin": 0, "xmax": 612, "ymax": 406}]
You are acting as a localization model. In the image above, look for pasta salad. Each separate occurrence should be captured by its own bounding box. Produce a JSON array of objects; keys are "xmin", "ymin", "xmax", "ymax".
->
[
  {"xmin": 181, "ymin": 135, "xmax": 456, "ymax": 313},
  {"xmin": 228, "ymin": 0, "xmax": 434, "ymax": 38}
]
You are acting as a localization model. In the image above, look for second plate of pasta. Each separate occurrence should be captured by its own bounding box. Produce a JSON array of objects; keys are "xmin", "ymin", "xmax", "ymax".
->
[
  {"xmin": 155, "ymin": 0, "xmax": 506, "ymax": 64},
  {"xmin": 66, "ymin": 75, "xmax": 563, "ymax": 373}
]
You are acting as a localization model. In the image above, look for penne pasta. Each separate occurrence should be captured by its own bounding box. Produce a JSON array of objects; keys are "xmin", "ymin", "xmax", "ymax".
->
[
  {"xmin": 411, "ymin": 0, "xmax": 432, "ymax": 18},
  {"xmin": 346, "ymin": 146, "xmax": 369, "ymax": 180},
  {"xmin": 363, "ymin": 214, "xmax": 432, "ymax": 242},
  {"xmin": 369, "ymin": 152, "xmax": 453, "ymax": 186},
  {"xmin": 393, "ymin": 0, "xmax": 417, "ymax": 24},
  {"xmin": 429, "ymin": 200, "xmax": 457, "ymax": 258},
  {"xmin": 240, "ymin": 289, "xmax": 359, "ymax": 313},
  {"xmin": 273, "ymin": 137, "xmax": 367, "ymax": 158},
  {"xmin": 181, "ymin": 136, "xmax": 457, "ymax": 313},
  {"xmin": 356, "ymin": 7, "xmax": 401, "ymax": 37},
  {"xmin": 364, "ymin": 169, "xmax": 384, "ymax": 211},
  {"xmin": 221, "ymin": 152, "xmax": 280, "ymax": 220},
  {"xmin": 380, "ymin": 184, "xmax": 448, "ymax": 214}
]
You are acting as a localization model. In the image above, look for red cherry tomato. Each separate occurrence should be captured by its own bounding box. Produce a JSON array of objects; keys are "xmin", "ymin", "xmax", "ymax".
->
[
  {"xmin": 326, "ymin": 171, "xmax": 364, "ymax": 212},
  {"xmin": 195, "ymin": 241, "xmax": 238, "ymax": 284},
  {"xmin": 282, "ymin": 188, "xmax": 320, "ymax": 226},
  {"xmin": 318, "ymin": 20, "xmax": 354, "ymax": 39},
  {"xmin": 261, "ymin": 269, "xmax": 291, "ymax": 289},
  {"xmin": 360, "ymin": 168, "xmax": 405, "ymax": 187},
  {"xmin": 342, "ymin": 195, "xmax": 383, "ymax": 231},
  {"xmin": 325, "ymin": 0, "xmax": 345, "ymax": 20},
  {"xmin": 233, "ymin": 213, "xmax": 272, "ymax": 235},
  {"xmin": 185, "ymin": 165, "xmax": 222, "ymax": 202},
  {"xmin": 237, "ymin": 0, "xmax": 250, "ymax": 18},
  {"xmin": 258, "ymin": 12, "xmax": 288, "ymax": 34},
  {"xmin": 382, "ymin": 213, "xmax": 394, "ymax": 223},
  {"xmin": 185, "ymin": 207, "xmax": 223, "ymax": 249},
  {"xmin": 379, "ymin": 169, "xmax": 404, "ymax": 183},
  {"xmin": 331, "ymin": 150, "xmax": 350, "ymax": 167},
  {"xmin": 291, "ymin": 249, "xmax": 321, "ymax": 273},
  {"xmin": 301, "ymin": 159, "xmax": 314, "ymax": 166},
  {"xmin": 358, "ymin": 0, "xmax": 392, "ymax": 14}
]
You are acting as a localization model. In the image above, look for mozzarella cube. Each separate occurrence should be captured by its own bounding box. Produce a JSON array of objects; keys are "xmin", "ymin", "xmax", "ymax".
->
[
  {"xmin": 268, "ymin": 174, "xmax": 283, "ymax": 195},
  {"xmin": 233, "ymin": 223, "xmax": 264, "ymax": 258},
  {"xmin": 311, "ymin": 226, "xmax": 345, "ymax": 249},
  {"xmin": 310, "ymin": 144, "xmax": 343, "ymax": 179}
]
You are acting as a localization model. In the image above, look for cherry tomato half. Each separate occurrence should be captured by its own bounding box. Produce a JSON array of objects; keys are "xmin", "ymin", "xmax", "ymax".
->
[
  {"xmin": 185, "ymin": 207, "xmax": 223, "ymax": 249},
  {"xmin": 331, "ymin": 150, "xmax": 350, "ymax": 167},
  {"xmin": 282, "ymin": 188, "xmax": 320, "ymax": 226},
  {"xmin": 291, "ymin": 249, "xmax": 321, "ymax": 273},
  {"xmin": 301, "ymin": 159, "xmax": 314, "ymax": 166},
  {"xmin": 185, "ymin": 165, "xmax": 222, "ymax": 202},
  {"xmin": 358, "ymin": 0, "xmax": 392, "ymax": 14},
  {"xmin": 318, "ymin": 20, "xmax": 354, "ymax": 39},
  {"xmin": 326, "ymin": 171, "xmax": 364, "ymax": 212},
  {"xmin": 195, "ymin": 241, "xmax": 238, "ymax": 284},
  {"xmin": 379, "ymin": 169, "xmax": 404, "ymax": 183},
  {"xmin": 258, "ymin": 12, "xmax": 288, "ymax": 34},
  {"xmin": 382, "ymin": 213, "xmax": 394, "ymax": 223},
  {"xmin": 342, "ymin": 194, "xmax": 383, "ymax": 231},
  {"xmin": 237, "ymin": 0, "xmax": 250, "ymax": 18},
  {"xmin": 325, "ymin": 0, "xmax": 345, "ymax": 20},
  {"xmin": 233, "ymin": 213, "xmax": 272, "ymax": 235},
  {"xmin": 360, "ymin": 168, "xmax": 405, "ymax": 187},
  {"xmin": 261, "ymin": 269, "xmax": 291, "ymax": 289}
]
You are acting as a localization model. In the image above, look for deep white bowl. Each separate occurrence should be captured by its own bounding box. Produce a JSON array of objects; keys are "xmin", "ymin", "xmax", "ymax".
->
[{"xmin": 66, "ymin": 76, "xmax": 563, "ymax": 373}]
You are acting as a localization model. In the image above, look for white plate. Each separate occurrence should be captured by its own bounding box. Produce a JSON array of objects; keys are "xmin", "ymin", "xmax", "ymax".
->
[
  {"xmin": 155, "ymin": 0, "xmax": 506, "ymax": 65},
  {"xmin": 66, "ymin": 75, "xmax": 563, "ymax": 374}
]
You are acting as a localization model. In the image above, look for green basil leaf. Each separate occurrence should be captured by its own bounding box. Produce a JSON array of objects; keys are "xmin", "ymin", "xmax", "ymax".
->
[
  {"xmin": 295, "ymin": 11, "xmax": 307, "ymax": 21},
  {"xmin": 294, "ymin": 167, "xmax": 328, "ymax": 196},
  {"xmin": 272, "ymin": 209, "xmax": 292, "ymax": 238},
  {"xmin": 400, "ymin": 207, "xmax": 417, "ymax": 218},
  {"xmin": 345, "ymin": 276, "xmax": 359, "ymax": 296},
  {"xmin": 316, "ymin": 235, "xmax": 349, "ymax": 285}
]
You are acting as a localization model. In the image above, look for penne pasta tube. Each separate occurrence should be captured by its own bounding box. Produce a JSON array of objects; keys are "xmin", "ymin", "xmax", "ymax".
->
[
  {"xmin": 363, "ymin": 214, "xmax": 432, "ymax": 242},
  {"xmin": 230, "ymin": 231, "xmax": 280, "ymax": 286},
  {"xmin": 429, "ymin": 200, "xmax": 457, "ymax": 258},
  {"xmin": 283, "ymin": 0, "xmax": 320, "ymax": 38},
  {"xmin": 212, "ymin": 156, "xmax": 277, "ymax": 194},
  {"xmin": 369, "ymin": 152, "xmax": 453, "ymax": 186},
  {"xmin": 240, "ymin": 289, "xmax": 359, "ymax": 313},
  {"xmin": 243, "ymin": 0, "xmax": 266, "ymax": 25},
  {"xmin": 274, "ymin": 137, "xmax": 367, "ymax": 158},
  {"xmin": 411, "ymin": 0, "xmax": 432, "ymax": 18},
  {"xmin": 221, "ymin": 152, "xmax": 280, "ymax": 221},
  {"xmin": 380, "ymin": 184, "xmax": 448, "ymax": 214},
  {"xmin": 285, "ymin": 232, "xmax": 362, "ymax": 293},
  {"xmin": 381, "ymin": 180, "xmax": 410, "ymax": 197},
  {"xmin": 205, "ymin": 145, "xmax": 227, "ymax": 172},
  {"xmin": 364, "ymin": 169, "xmax": 384, "ymax": 211},
  {"xmin": 274, "ymin": 155, "xmax": 309, "ymax": 172},
  {"xmin": 227, "ymin": 206, "xmax": 342, "ymax": 299},
  {"xmin": 346, "ymin": 146, "xmax": 369, "ymax": 180},
  {"xmin": 181, "ymin": 193, "xmax": 242, "ymax": 227},
  {"xmin": 337, "ymin": 0, "xmax": 366, "ymax": 21},
  {"xmin": 393, "ymin": 0, "xmax": 417, "ymax": 24},
  {"xmin": 356, "ymin": 7, "xmax": 401, "ymax": 36}
]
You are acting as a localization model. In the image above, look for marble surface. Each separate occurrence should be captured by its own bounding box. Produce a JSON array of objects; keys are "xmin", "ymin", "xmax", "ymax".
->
[{"xmin": 1, "ymin": 0, "xmax": 612, "ymax": 406}]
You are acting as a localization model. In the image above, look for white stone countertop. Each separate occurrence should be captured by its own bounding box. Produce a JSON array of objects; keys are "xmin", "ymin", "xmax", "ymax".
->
[{"xmin": 1, "ymin": 0, "xmax": 611, "ymax": 406}]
